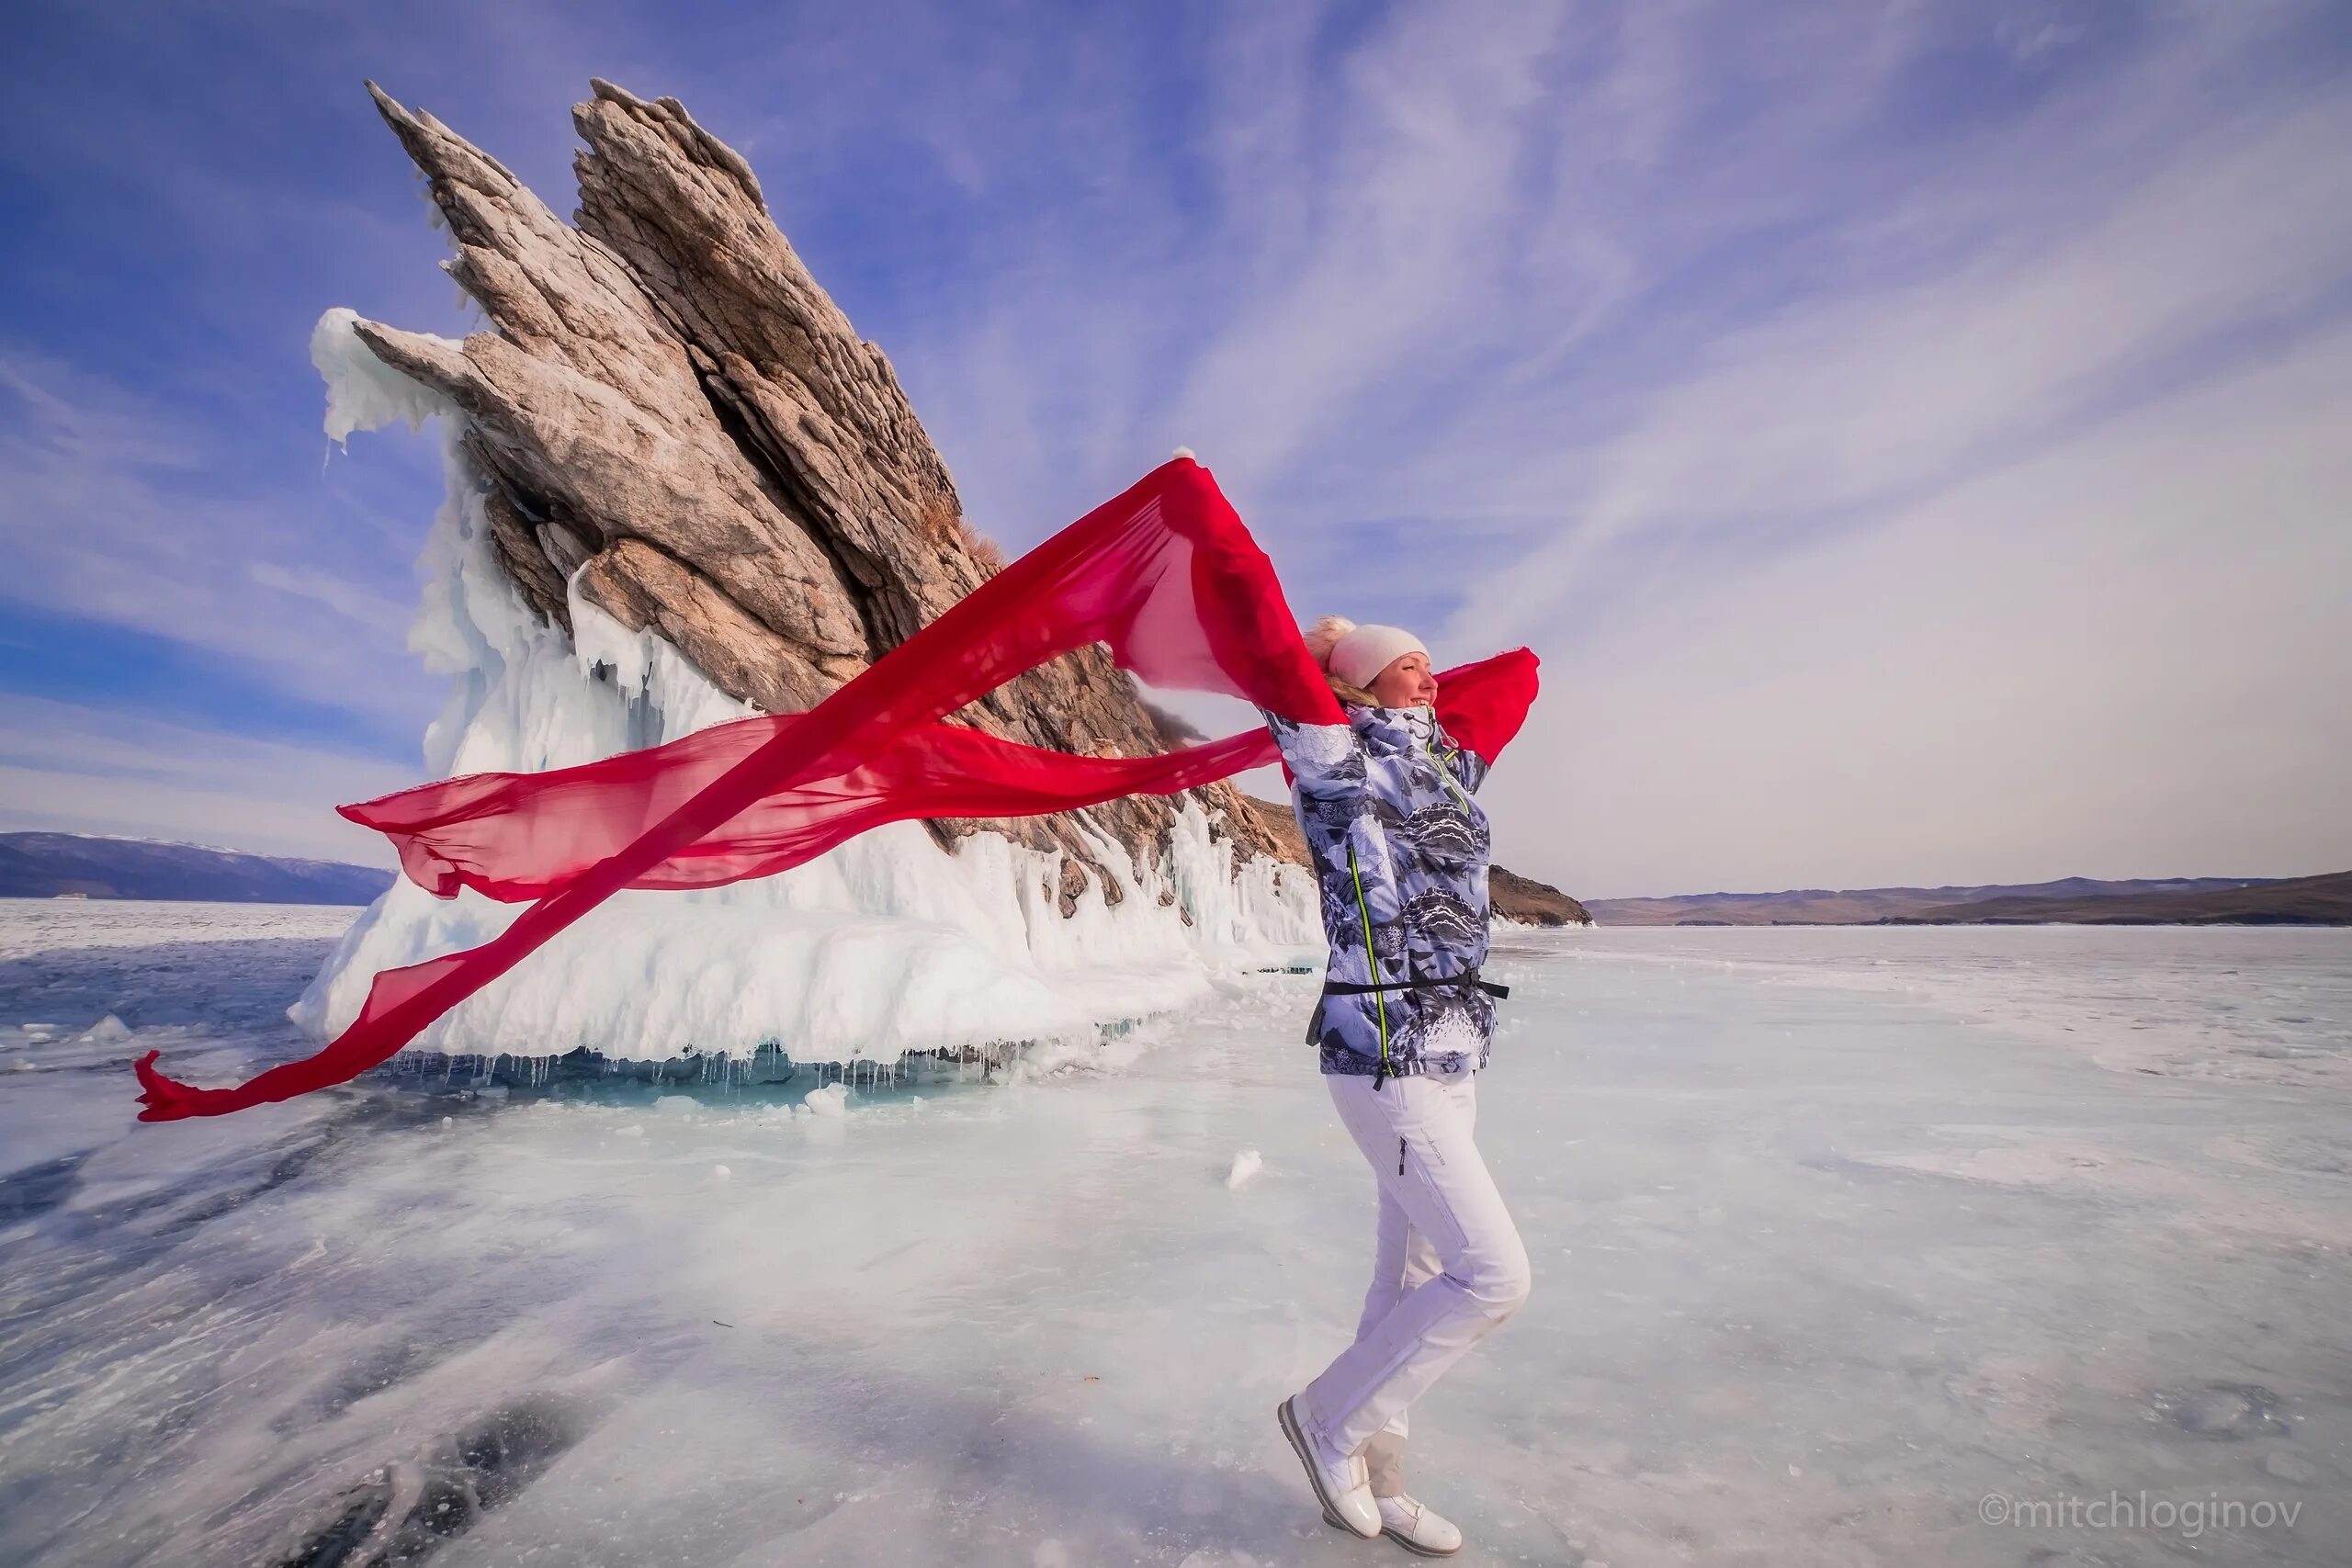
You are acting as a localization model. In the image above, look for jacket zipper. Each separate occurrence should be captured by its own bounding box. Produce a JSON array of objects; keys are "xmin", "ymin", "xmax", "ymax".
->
[
  {"xmin": 1347, "ymin": 844, "xmax": 1391, "ymax": 1089},
  {"xmin": 1422, "ymin": 734, "xmax": 1475, "ymax": 813}
]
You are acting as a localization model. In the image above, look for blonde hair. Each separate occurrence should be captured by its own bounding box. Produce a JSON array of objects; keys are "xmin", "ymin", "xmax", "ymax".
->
[{"xmin": 1302, "ymin": 615, "xmax": 1378, "ymax": 705}]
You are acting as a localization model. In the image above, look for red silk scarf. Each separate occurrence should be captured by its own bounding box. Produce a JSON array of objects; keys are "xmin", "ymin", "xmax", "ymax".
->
[{"xmin": 134, "ymin": 457, "xmax": 1538, "ymax": 1121}]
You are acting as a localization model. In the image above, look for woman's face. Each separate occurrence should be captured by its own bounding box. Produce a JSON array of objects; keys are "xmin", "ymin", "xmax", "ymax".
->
[{"xmin": 1369, "ymin": 650, "xmax": 1437, "ymax": 709}]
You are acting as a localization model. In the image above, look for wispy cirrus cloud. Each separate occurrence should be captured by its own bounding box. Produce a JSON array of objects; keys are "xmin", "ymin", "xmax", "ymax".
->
[
  {"xmin": 1443, "ymin": 84, "xmax": 2352, "ymax": 648},
  {"xmin": 0, "ymin": 694, "xmax": 411, "ymax": 863},
  {"xmin": 865, "ymin": 1, "xmax": 2352, "ymax": 893},
  {"xmin": 0, "ymin": 350, "xmax": 442, "ymax": 744},
  {"xmin": 4, "ymin": 0, "xmax": 2346, "ymax": 890},
  {"xmin": 1478, "ymin": 322, "xmax": 2352, "ymax": 896}
]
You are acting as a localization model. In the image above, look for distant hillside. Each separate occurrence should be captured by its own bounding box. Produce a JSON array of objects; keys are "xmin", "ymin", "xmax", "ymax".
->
[
  {"xmin": 1588, "ymin": 875, "xmax": 2293, "ymax": 927},
  {"xmin": 1488, "ymin": 866, "xmax": 1593, "ymax": 926},
  {"xmin": 0, "ymin": 833, "xmax": 395, "ymax": 906},
  {"xmin": 1892, "ymin": 870, "xmax": 2352, "ymax": 926}
]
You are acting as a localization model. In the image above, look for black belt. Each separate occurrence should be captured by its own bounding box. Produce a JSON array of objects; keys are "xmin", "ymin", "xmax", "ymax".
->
[{"xmin": 1321, "ymin": 968, "xmax": 1510, "ymax": 1000}]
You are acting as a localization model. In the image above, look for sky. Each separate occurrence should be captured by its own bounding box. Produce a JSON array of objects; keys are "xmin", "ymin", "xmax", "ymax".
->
[{"xmin": 2, "ymin": 0, "xmax": 2346, "ymax": 900}]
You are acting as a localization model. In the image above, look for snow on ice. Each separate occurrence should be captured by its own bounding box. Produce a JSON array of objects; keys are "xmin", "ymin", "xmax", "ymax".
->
[{"xmin": 2, "ymin": 906, "xmax": 2347, "ymax": 1565}]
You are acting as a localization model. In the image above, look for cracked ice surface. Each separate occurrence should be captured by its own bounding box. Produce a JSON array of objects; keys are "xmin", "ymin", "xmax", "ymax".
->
[{"xmin": 1, "ymin": 906, "xmax": 2347, "ymax": 1566}]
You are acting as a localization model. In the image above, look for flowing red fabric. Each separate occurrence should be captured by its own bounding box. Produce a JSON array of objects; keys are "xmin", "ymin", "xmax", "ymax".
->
[{"xmin": 134, "ymin": 457, "xmax": 1539, "ymax": 1121}]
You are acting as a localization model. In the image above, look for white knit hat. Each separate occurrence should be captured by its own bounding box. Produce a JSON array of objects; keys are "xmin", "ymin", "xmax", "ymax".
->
[{"xmin": 1329, "ymin": 623, "xmax": 1428, "ymax": 691}]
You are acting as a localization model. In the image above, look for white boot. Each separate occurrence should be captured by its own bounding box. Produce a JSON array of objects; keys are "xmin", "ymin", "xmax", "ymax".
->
[
  {"xmin": 1277, "ymin": 1398, "xmax": 1379, "ymax": 1538},
  {"xmin": 1374, "ymin": 1493, "xmax": 1464, "ymax": 1557}
]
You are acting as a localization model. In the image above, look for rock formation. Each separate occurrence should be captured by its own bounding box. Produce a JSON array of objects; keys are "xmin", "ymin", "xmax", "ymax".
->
[
  {"xmin": 1487, "ymin": 866, "xmax": 1596, "ymax": 927},
  {"xmin": 339, "ymin": 79, "xmax": 1581, "ymax": 935},
  {"xmin": 345, "ymin": 79, "xmax": 1281, "ymax": 911}
]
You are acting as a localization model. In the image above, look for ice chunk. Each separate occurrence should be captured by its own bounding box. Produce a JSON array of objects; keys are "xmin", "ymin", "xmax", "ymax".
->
[
  {"xmin": 310, "ymin": 308, "xmax": 449, "ymax": 444},
  {"xmin": 802, "ymin": 1083, "xmax": 850, "ymax": 1116},
  {"xmin": 1225, "ymin": 1148, "xmax": 1263, "ymax": 1190},
  {"xmin": 78, "ymin": 1014, "xmax": 131, "ymax": 1044}
]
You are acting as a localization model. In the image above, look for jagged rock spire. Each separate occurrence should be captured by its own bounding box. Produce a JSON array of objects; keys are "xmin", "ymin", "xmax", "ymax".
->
[{"xmin": 345, "ymin": 81, "xmax": 1285, "ymax": 893}]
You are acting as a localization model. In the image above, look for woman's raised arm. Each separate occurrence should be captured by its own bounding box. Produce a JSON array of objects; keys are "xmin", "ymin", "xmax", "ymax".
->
[{"xmin": 1261, "ymin": 708, "xmax": 1369, "ymax": 805}]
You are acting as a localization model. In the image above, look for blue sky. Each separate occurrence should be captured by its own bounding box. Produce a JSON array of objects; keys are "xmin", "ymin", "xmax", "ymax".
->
[{"xmin": 3, "ymin": 0, "xmax": 2347, "ymax": 897}]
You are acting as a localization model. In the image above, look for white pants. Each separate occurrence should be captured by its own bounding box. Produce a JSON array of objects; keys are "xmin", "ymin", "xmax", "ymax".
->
[{"xmin": 1296, "ymin": 1063, "xmax": 1532, "ymax": 1474}]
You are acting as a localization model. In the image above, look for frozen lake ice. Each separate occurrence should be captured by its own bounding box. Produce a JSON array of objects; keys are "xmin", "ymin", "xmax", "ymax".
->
[{"xmin": 2, "ymin": 900, "xmax": 2346, "ymax": 1565}]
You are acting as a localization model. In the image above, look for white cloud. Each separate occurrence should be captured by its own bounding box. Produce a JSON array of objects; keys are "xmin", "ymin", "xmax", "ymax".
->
[
  {"xmin": 1451, "ymin": 88, "xmax": 2352, "ymax": 646},
  {"xmin": 828, "ymin": 1, "xmax": 2352, "ymax": 893},
  {"xmin": 11, "ymin": 0, "xmax": 2345, "ymax": 897},
  {"xmin": 1483, "ymin": 323, "xmax": 2352, "ymax": 897},
  {"xmin": 0, "ymin": 694, "xmax": 412, "ymax": 864},
  {"xmin": 0, "ymin": 349, "xmax": 443, "ymax": 730},
  {"xmin": 247, "ymin": 561, "xmax": 413, "ymax": 641}
]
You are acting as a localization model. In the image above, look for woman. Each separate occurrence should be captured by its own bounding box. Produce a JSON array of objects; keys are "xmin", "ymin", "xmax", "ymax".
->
[{"xmin": 1266, "ymin": 617, "xmax": 1532, "ymax": 1558}]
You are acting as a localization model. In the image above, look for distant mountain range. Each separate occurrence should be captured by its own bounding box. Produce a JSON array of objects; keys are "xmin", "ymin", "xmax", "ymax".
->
[
  {"xmin": 1885, "ymin": 870, "xmax": 2352, "ymax": 925},
  {"xmin": 1588, "ymin": 872, "xmax": 2352, "ymax": 927},
  {"xmin": 0, "ymin": 833, "xmax": 396, "ymax": 906},
  {"xmin": 10, "ymin": 829, "xmax": 2339, "ymax": 927},
  {"xmin": 5, "ymin": 822, "xmax": 1617, "ymax": 923}
]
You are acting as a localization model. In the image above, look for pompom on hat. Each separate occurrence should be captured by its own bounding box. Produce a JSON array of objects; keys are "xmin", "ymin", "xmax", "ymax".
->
[{"xmin": 1315, "ymin": 619, "xmax": 1428, "ymax": 691}]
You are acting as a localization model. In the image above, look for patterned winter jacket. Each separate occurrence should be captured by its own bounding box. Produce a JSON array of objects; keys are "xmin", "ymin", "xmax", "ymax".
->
[{"xmin": 1263, "ymin": 702, "xmax": 1496, "ymax": 1080}]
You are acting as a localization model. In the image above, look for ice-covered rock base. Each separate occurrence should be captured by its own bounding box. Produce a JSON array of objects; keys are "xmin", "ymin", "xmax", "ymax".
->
[{"xmin": 297, "ymin": 326, "xmax": 1315, "ymax": 1073}]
